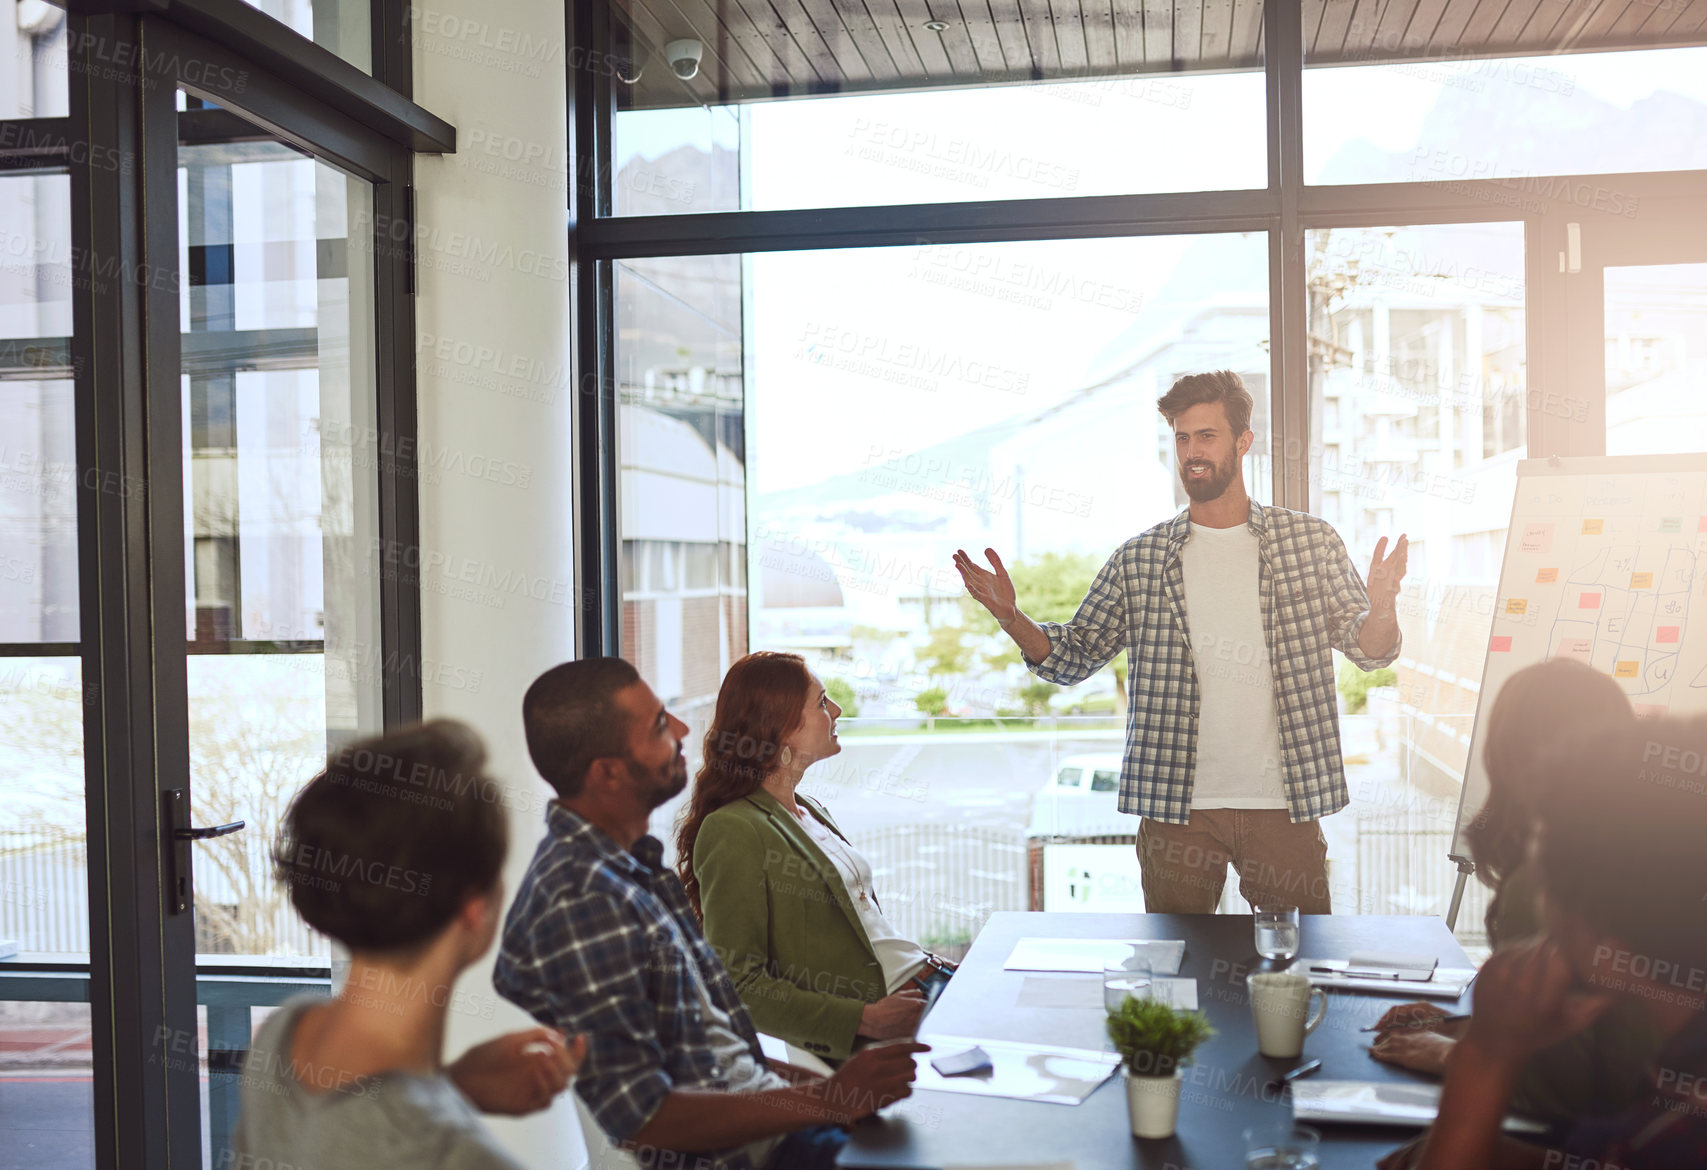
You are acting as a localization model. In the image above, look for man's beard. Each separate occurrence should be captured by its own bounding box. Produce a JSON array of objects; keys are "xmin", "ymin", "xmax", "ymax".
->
[
  {"xmin": 632, "ymin": 751, "xmax": 689, "ymax": 810},
  {"xmin": 1179, "ymin": 450, "xmax": 1239, "ymax": 502}
]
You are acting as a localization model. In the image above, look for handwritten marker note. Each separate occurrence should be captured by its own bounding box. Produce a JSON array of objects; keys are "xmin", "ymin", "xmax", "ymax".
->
[
  {"xmin": 1615, "ymin": 661, "xmax": 1640, "ymax": 679},
  {"xmin": 1490, "ymin": 636, "xmax": 1513, "ymax": 652},
  {"xmin": 1536, "ymin": 568, "xmax": 1559, "ymax": 584},
  {"xmin": 1631, "ymin": 572, "xmax": 1654, "ymax": 589},
  {"xmin": 1521, "ymin": 523, "xmax": 1554, "ymax": 553},
  {"xmin": 1580, "ymin": 593, "xmax": 1602, "ymax": 609},
  {"xmin": 1505, "ymin": 599, "xmax": 1528, "ymax": 615},
  {"xmin": 1658, "ymin": 627, "xmax": 1681, "ymax": 644},
  {"xmin": 1659, "ymin": 517, "xmax": 1682, "ymax": 534},
  {"xmin": 1559, "ymin": 638, "xmax": 1593, "ymax": 662},
  {"xmin": 1582, "ymin": 519, "xmax": 1605, "ymax": 535}
]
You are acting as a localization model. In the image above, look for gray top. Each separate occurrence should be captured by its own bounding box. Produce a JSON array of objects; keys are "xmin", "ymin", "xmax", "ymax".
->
[{"xmin": 230, "ymin": 995, "xmax": 526, "ymax": 1170}]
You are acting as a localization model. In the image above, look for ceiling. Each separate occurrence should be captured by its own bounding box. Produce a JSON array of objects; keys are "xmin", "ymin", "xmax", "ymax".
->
[{"xmin": 613, "ymin": 0, "xmax": 1707, "ymax": 109}]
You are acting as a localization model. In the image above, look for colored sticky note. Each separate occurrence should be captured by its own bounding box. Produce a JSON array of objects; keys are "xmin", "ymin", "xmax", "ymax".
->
[
  {"xmin": 1505, "ymin": 599, "xmax": 1528, "ymax": 615},
  {"xmin": 1582, "ymin": 519, "xmax": 1605, "ymax": 535},
  {"xmin": 1558, "ymin": 637, "xmax": 1593, "ymax": 662},
  {"xmin": 1698, "ymin": 516, "xmax": 1707, "ymax": 533},
  {"xmin": 1615, "ymin": 660, "xmax": 1640, "ymax": 678},
  {"xmin": 1634, "ymin": 704, "xmax": 1668, "ymax": 720},
  {"xmin": 1536, "ymin": 567, "xmax": 1558, "ymax": 583},
  {"xmin": 1659, "ymin": 517, "xmax": 1682, "ymax": 534},
  {"xmin": 1521, "ymin": 523, "xmax": 1554, "ymax": 553},
  {"xmin": 1631, "ymin": 572, "xmax": 1654, "ymax": 589},
  {"xmin": 1580, "ymin": 592, "xmax": 1602, "ymax": 609},
  {"xmin": 1658, "ymin": 626, "xmax": 1681, "ymax": 644},
  {"xmin": 1490, "ymin": 635, "xmax": 1513, "ymax": 652}
]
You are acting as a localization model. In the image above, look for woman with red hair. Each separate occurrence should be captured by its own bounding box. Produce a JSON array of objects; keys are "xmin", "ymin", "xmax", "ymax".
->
[{"xmin": 677, "ymin": 652, "xmax": 952, "ymax": 1063}]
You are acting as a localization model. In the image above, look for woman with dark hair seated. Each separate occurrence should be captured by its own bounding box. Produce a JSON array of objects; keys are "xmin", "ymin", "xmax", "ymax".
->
[
  {"xmin": 677, "ymin": 652, "xmax": 953, "ymax": 1063},
  {"xmin": 1369, "ymin": 658, "xmax": 1659, "ymax": 1164}
]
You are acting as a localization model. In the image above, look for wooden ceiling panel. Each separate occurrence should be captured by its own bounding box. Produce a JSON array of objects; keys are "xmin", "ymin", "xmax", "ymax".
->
[
  {"xmin": 1175, "ymin": 0, "xmax": 1204, "ymax": 64},
  {"xmin": 809, "ymin": 0, "xmax": 904, "ymax": 82},
  {"xmin": 1142, "ymin": 0, "xmax": 1173, "ymax": 62},
  {"xmin": 891, "ymin": 0, "xmax": 961, "ymax": 74},
  {"xmin": 612, "ymin": 0, "xmax": 1707, "ymax": 107},
  {"xmin": 1082, "ymin": 0, "xmax": 1121, "ymax": 72},
  {"xmin": 1428, "ymin": 0, "xmax": 1484, "ymax": 52},
  {"xmin": 1230, "ymin": 0, "xmax": 1264, "ymax": 61},
  {"xmin": 983, "ymin": 0, "xmax": 1044, "ymax": 71}
]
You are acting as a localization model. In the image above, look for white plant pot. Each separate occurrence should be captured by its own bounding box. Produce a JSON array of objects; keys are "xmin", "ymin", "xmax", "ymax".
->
[{"xmin": 1124, "ymin": 1069, "xmax": 1182, "ymax": 1139}]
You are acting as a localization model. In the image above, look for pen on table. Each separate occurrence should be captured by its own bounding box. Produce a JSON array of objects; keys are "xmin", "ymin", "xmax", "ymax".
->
[
  {"xmin": 1360, "ymin": 1013, "xmax": 1471, "ymax": 1032},
  {"xmin": 1280, "ymin": 1060, "xmax": 1322, "ymax": 1083}
]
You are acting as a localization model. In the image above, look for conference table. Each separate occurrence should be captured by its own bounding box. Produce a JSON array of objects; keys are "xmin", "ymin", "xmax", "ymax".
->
[{"xmin": 839, "ymin": 911, "xmax": 1480, "ymax": 1170}]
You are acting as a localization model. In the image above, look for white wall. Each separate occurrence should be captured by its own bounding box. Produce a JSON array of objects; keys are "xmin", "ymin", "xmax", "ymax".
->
[{"xmin": 413, "ymin": 5, "xmax": 581, "ymax": 1166}]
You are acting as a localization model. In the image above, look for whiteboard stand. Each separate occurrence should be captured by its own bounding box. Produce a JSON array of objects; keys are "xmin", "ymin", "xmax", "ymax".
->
[{"xmin": 1444, "ymin": 855, "xmax": 1476, "ymax": 934}]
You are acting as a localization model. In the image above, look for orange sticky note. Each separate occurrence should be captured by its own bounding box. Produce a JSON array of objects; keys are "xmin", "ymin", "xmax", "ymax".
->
[
  {"xmin": 1490, "ymin": 635, "xmax": 1513, "ymax": 652},
  {"xmin": 1615, "ymin": 661, "xmax": 1640, "ymax": 679},
  {"xmin": 1582, "ymin": 519, "xmax": 1605, "ymax": 535},
  {"xmin": 1505, "ymin": 599, "xmax": 1528, "ymax": 615},
  {"xmin": 1536, "ymin": 568, "xmax": 1558, "ymax": 584},
  {"xmin": 1631, "ymin": 572, "xmax": 1653, "ymax": 589}
]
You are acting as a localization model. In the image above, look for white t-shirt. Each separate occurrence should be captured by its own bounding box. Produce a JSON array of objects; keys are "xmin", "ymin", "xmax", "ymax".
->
[
  {"xmin": 689, "ymin": 970, "xmax": 787, "ymax": 1169},
  {"xmin": 1177, "ymin": 520, "xmax": 1288, "ymax": 809},
  {"xmin": 795, "ymin": 807, "xmax": 929, "ymax": 993}
]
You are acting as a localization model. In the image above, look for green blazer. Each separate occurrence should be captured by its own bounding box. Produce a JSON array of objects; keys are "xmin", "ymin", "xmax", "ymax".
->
[{"xmin": 694, "ymin": 789, "xmax": 888, "ymax": 1061}]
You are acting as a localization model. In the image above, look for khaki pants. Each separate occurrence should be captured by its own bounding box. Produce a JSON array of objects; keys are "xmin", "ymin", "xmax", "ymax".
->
[{"xmin": 1137, "ymin": 809, "xmax": 1332, "ymax": 914}]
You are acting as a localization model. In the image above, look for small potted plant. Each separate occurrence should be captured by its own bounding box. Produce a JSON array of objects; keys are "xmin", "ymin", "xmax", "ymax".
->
[{"xmin": 1106, "ymin": 995, "xmax": 1216, "ymax": 1139}]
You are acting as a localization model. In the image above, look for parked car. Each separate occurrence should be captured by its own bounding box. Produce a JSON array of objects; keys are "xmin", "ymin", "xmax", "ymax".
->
[{"xmin": 1026, "ymin": 752, "xmax": 1134, "ymax": 839}]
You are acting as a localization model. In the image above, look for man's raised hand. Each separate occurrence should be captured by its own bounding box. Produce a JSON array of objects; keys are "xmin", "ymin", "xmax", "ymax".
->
[
  {"xmin": 1367, "ymin": 534, "xmax": 1409, "ymax": 615},
  {"xmin": 953, "ymin": 548, "xmax": 1018, "ymax": 622}
]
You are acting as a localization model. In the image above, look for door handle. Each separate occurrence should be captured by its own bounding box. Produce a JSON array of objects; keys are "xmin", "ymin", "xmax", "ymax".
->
[{"xmin": 163, "ymin": 788, "xmax": 246, "ymax": 915}]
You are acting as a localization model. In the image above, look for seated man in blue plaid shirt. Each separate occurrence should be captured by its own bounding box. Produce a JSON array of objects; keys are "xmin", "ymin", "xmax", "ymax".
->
[
  {"xmin": 955, "ymin": 370, "xmax": 1407, "ymax": 914},
  {"xmin": 494, "ymin": 657, "xmax": 927, "ymax": 1170}
]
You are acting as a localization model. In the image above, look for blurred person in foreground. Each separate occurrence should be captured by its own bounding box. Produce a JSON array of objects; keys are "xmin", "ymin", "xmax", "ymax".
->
[
  {"xmin": 680, "ymin": 651, "xmax": 953, "ymax": 1064},
  {"xmin": 954, "ymin": 369, "xmax": 1406, "ymax": 912},
  {"xmin": 1405, "ymin": 714, "xmax": 1707, "ymax": 1170},
  {"xmin": 1369, "ymin": 657, "xmax": 1658, "ymax": 1126},
  {"xmin": 495, "ymin": 657, "xmax": 925, "ymax": 1170},
  {"xmin": 232, "ymin": 719, "xmax": 581, "ymax": 1170}
]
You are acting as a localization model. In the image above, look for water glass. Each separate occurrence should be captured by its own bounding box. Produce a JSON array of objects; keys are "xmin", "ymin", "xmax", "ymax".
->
[
  {"xmin": 1102, "ymin": 956, "xmax": 1153, "ymax": 1013},
  {"xmin": 1254, "ymin": 904, "xmax": 1300, "ymax": 961},
  {"xmin": 1243, "ymin": 1121, "xmax": 1321, "ymax": 1169}
]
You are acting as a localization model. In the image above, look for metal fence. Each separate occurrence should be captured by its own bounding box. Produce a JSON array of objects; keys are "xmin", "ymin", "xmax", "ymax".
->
[
  {"xmin": 855, "ymin": 817, "xmax": 1492, "ymax": 961},
  {"xmin": 0, "ymin": 829, "xmax": 324, "ymax": 958}
]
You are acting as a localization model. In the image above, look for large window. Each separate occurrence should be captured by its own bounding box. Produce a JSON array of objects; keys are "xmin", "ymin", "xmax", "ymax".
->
[
  {"xmin": 581, "ymin": 0, "xmax": 1707, "ymax": 955},
  {"xmin": 1304, "ymin": 4, "xmax": 1707, "ymax": 186},
  {"xmin": 610, "ymin": 5, "xmax": 1267, "ymax": 215}
]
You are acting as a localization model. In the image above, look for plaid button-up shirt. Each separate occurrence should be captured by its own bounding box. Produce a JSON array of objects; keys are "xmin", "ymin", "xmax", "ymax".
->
[
  {"xmin": 494, "ymin": 804, "xmax": 769, "ymax": 1170},
  {"xmin": 1028, "ymin": 500, "xmax": 1399, "ymax": 824}
]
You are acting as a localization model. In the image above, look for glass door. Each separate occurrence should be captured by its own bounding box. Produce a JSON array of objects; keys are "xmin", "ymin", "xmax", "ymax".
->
[
  {"xmin": 58, "ymin": 14, "xmax": 418, "ymax": 1167},
  {"xmin": 174, "ymin": 90, "xmax": 388, "ymax": 1167}
]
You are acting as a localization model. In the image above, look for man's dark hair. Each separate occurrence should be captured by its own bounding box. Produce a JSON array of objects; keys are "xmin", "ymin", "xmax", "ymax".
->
[
  {"xmin": 1156, "ymin": 370, "xmax": 1254, "ymax": 437},
  {"xmin": 273, "ymin": 719, "xmax": 507, "ymax": 956},
  {"xmin": 1537, "ymin": 715, "xmax": 1707, "ymax": 974},
  {"xmin": 522, "ymin": 657, "xmax": 643, "ymax": 798}
]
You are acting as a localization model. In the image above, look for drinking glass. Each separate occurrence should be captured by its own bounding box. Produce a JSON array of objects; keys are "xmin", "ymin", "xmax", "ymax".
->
[
  {"xmin": 1243, "ymin": 1121, "xmax": 1321, "ymax": 1169},
  {"xmin": 1254, "ymin": 904, "xmax": 1300, "ymax": 961},
  {"xmin": 1102, "ymin": 956, "xmax": 1153, "ymax": 1013}
]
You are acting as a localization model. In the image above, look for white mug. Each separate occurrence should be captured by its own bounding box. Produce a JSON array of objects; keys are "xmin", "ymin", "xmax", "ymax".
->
[{"xmin": 1246, "ymin": 972, "xmax": 1326, "ymax": 1059}]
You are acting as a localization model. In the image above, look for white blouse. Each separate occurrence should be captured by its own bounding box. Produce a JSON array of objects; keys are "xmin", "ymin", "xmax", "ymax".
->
[{"xmin": 793, "ymin": 804, "xmax": 929, "ymax": 994}]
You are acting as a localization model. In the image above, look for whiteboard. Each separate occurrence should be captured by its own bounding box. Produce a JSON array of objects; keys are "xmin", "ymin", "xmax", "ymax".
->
[{"xmin": 1451, "ymin": 453, "xmax": 1707, "ymax": 861}]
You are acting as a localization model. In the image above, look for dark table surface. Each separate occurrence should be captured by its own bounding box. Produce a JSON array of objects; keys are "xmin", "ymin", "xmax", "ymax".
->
[{"xmin": 839, "ymin": 912, "xmax": 1475, "ymax": 1169}]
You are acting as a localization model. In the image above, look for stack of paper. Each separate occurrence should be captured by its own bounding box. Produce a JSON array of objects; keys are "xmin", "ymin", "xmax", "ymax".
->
[
  {"xmin": 1290, "ymin": 1080, "xmax": 1548, "ymax": 1134},
  {"xmin": 1002, "ymin": 938, "xmax": 1185, "ymax": 975}
]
